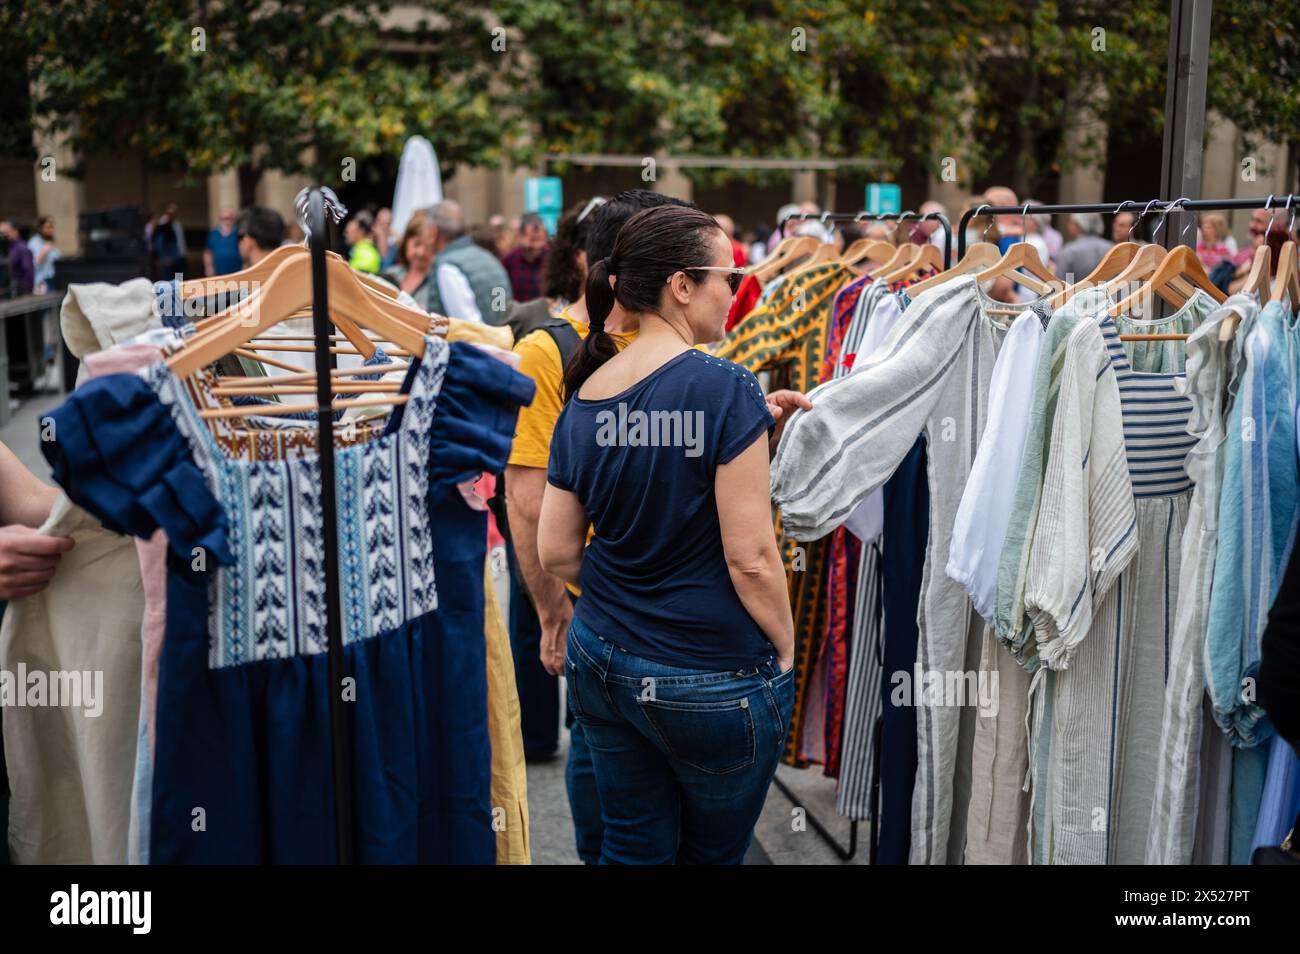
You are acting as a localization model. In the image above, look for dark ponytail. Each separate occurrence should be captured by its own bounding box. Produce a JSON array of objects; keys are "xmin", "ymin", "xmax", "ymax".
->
[
  {"xmin": 563, "ymin": 205, "xmax": 720, "ymax": 399},
  {"xmin": 564, "ymin": 256, "xmax": 621, "ymax": 399}
]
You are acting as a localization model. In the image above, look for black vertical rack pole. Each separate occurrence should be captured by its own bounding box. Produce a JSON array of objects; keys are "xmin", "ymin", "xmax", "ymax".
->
[
  {"xmin": 1160, "ymin": 0, "xmax": 1213, "ymax": 252},
  {"xmin": 308, "ymin": 187, "xmax": 354, "ymax": 864}
]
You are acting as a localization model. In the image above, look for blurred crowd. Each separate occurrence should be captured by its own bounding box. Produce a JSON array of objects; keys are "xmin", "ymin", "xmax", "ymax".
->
[{"xmin": 6, "ymin": 185, "xmax": 1299, "ymax": 308}]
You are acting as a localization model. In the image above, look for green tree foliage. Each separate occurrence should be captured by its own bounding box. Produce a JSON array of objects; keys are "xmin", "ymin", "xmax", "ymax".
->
[
  {"xmin": 16, "ymin": 0, "xmax": 512, "ymax": 203},
  {"xmin": 1208, "ymin": 0, "xmax": 1300, "ymax": 166},
  {"xmin": 11, "ymin": 1, "xmax": 1300, "ymax": 198},
  {"xmin": 492, "ymin": 0, "xmax": 976, "ymax": 189}
]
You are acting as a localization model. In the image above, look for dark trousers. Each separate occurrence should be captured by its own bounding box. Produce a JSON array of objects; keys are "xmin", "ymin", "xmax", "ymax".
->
[
  {"xmin": 506, "ymin": 543, "xmax": 560, "ymax": 756},
  {"xmin": 877, "ymin": 438, "xmax": 928, "ymax": 864}
]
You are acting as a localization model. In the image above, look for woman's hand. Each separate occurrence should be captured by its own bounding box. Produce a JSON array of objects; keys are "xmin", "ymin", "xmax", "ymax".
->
[
  {"xmin": 765, "ymin": 389, "xmax": 813, "ymax": 452},
  {"xmin": 0, "ymin": 525, "xmax": 74, "ymax": 599},
  {"xmin": 777, "ymin": 653, "xmax": 794, "ymax": 675}
]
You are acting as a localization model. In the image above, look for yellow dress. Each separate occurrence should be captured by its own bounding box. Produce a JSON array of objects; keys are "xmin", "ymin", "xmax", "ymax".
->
[{"xmin": 483, "ymin": 559, "xmax": 530, "ymax": 863}]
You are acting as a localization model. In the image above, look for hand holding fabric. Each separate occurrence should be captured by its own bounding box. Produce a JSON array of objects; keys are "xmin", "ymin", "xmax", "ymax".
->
[{"xmin": 0, "ymin": 525, "xmax": 74, "ymax": 599}]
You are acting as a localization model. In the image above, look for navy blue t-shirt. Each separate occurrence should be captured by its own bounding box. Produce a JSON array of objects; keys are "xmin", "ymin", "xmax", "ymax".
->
[{"xmin": 548, "ymin": 348, "xmax": 776, "ymax": 671}]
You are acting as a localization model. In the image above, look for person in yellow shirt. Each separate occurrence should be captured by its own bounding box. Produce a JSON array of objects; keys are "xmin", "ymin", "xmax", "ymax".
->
[
  {"xmin": 506, "ymin": 189, "xmax": 684, "ymax": 863},
  {"xmin": 505, "ymin": 189, "xmax": 811, "ymax": 864}
]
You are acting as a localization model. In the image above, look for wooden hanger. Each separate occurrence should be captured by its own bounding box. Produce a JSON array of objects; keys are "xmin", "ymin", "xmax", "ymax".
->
[
  {"xmin": 839, "ymin": 237, "xmax": 896, "ymax": 269},
  {"xmin": 1052, "ymin": 242, "xmax": 1137, "ymax": 307},
  {"xmin": 744, "ymin": 237, "xmax": 791, "ymax": 277},
  {"xmin": 752, "ymin": 235, "xmax": 820, "ymax": 283},
  {"xmin": 188, "ymin": 258, "xmax": 433, "ymax": 364},
  {"xmin": 805, "ymin": 242, "xmax": 840, "ymax": 267},
  {"xmin": 1102, "ymin": 243, "xmax": 1191, "ymax": 310},
  {"xmin": 885, "ymin": 243, "xmax": 944, "ymax": 283},
  {"xmin": 168, "ymin": 253, "xmax": 427, "ymax": 383},
  {"xmin": 1073, "ymin": 246, "xmax": 1194, "ymax": 307},
  {"xmin": 184, "ymin": 247, "xmax": 412, "ymax": 358},
  {"xmin": 1213, "ymin": 237, "xmax": 1295, "ymax": 343},
  {"xmin": 180, "ymin": 245, "xmax": 400, "ymax": 301},
  {"xmin": 975, "ymin": 239, "xmax": 1059, "ymax": 294},
  {"xmin": 863, "ymin": 242, "xmax": 916, "ymax": 282},
  {"xmin": 1222, "ymin": 203, "xmax": 1288, "ymax": 340},
  {"xmin": 178, "ymin": 244, "xmax": 305, "ymax": 301},
  {"xmin": 1272, "ymin": 240, "xmax": 1299, "ymax": 304},
  {"xmin": 1109, "ymin": 245, "xmax": 1225, "ymax": 319},
  {"xmin": 904, "ymin": 241, "xmax": 1001, "ymax": 296},
  {"xmin": 1238, "ymin": 243, "xmax": 1272, "ymax": 301},
  {"xmin": 183, "ymin": 250, "xmax": 413, "ymax": 361},
  {"xmin": 749, "ymin": 233, "xmax": 801, "ymax": 268},
  {"xmin": 214, "ymin": 362, "xmax": 411, "ymax": 398}
]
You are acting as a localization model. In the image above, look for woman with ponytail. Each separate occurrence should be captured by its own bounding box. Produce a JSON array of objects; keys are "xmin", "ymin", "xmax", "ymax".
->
[{"xmin": 538, "ymin": 204, "xmax": 796, "ymax": 864}]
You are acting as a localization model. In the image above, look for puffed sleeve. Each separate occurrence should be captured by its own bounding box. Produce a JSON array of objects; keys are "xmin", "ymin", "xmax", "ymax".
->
[
  {"xmin": 1022, "ymin": 320, "xmax": 1135, "ymax": 670},
  {"xmin": 40, "ymin": 372, "xmax": 234, "ymax": 565},
  {"xmin": 428, "ymin": 342, "xmax": 536, "ymax": 487}
]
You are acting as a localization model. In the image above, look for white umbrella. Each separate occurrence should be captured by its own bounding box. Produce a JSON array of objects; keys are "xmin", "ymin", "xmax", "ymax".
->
[{"xmin": 390, "ymin": 136, "xmax": 444, "ymax": 237}]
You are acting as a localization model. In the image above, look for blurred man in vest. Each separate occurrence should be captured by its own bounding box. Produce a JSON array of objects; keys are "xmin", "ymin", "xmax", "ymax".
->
[{"xmin": 424, "ymin": 200, "xmax": 512, "ymax": 325}]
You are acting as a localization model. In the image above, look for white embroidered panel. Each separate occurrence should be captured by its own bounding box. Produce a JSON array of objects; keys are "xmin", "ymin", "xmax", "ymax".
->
[{"xmin": 144, "ymin": 336, "xmax": 449, "ymax": 669}]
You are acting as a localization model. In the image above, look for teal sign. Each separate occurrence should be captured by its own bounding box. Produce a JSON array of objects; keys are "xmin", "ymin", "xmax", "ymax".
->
[
  {"xmin": 865, "ymin": 183, "xmax": 901, "ymax": 216},
  {"xmin": 525, "ymin": 177, "xmax": 564, "ymax": 234}
]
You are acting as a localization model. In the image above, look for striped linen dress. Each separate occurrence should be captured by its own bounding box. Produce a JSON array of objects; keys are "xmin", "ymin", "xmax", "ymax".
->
[
  {"xmin": 772, "ymin": 276, "xmax": 1050, "ymax": 863},
  {"xmin": 1026, "ymin": 313, "xmax": 1196, "ymax": 864},
  {"xmin": 950, "ymin": 307, "xmax": 1048, "ymax": 864}
]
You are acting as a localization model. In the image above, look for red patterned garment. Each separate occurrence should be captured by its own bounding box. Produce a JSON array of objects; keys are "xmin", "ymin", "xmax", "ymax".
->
[
  {"xmin": 821, "ymin": 529, "xmax": 861, "ymax": 777},
  {"xmin": 820, "ymin": 275, "xmax": 871, "ymax": 383},
  {"xmin": 724, "ymin": 273, "xmax": 763, "ymax": 333}
]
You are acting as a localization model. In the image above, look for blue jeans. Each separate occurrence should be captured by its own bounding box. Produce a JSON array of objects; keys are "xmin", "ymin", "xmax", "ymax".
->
[
  {"xmin": 565, "ymin": 719, "xmax": 603, "ymax": 863},
  {"xmin": 565, "ymin": 615, "xmax": 794, "ymax": 864},
  {"xmin": 563, "ymin": 593, "xmax": 603, "ymax": 863}
]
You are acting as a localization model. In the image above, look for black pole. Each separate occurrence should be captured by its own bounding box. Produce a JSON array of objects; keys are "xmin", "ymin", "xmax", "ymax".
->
[
  {"xmin": 310, "ymin": 188, "xmax": 354, "ymax": 865},
  {"xmin": 1160, "ymin": 0, "xmax": 1212, "ymax": 252}
]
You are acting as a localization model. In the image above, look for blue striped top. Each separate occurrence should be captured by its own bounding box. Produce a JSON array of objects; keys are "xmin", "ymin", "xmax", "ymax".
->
[{"xmin": 1099, "ymin": 316, "xmax": 1195, "ymax": 497}]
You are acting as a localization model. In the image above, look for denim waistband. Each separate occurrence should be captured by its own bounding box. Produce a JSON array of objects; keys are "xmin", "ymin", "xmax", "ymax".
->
[{"xmin": 568, "ymin": 614, "xmax": 778, "ymax": 687}]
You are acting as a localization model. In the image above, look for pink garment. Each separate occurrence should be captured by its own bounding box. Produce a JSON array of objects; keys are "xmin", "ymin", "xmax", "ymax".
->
[
  {"xmin": 461, "ymin": 343, "xmax": 519, "ymax": 542},
  {"xmin": 83, "ymin": 345, "xmax": 170, "ymax": 755}
]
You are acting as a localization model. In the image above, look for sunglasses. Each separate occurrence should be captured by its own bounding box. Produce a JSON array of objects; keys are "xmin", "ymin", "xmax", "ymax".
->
[
  {"xmin": 685, "ymin": 266, "xmax": 746, "ymax": 294},
  {"xmin": 576, "ymin": 197, "xmax": 607, "ymax": 224}
]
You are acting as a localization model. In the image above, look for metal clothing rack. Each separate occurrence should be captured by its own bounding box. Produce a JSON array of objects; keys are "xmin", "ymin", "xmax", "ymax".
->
[
  {"xmin": 779, "ymin": 210, "xmax": 954, "ymax": 270},
  {"xmin": 768, "ymin": 195, "xmax": 1290, "ymax": 864},
  {"xmin": 957, "ymin": 194, "xmax": 1300, "ymax": 261},
  {"xmin": 304, "ymin": 187, "xmax": 355, "ymax": 864},
  {"xmin": 764, "ymin": 208, "xmax": 952, "ymax": 865},
  {"xmin": 762, "ymin": 208, "xmax": 951, "ymax": 864}
]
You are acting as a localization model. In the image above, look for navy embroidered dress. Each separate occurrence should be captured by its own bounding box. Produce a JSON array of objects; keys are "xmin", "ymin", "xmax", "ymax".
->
[{"xmin": 42, "ymin": 337, "xmax": 534, "ymax": 863}]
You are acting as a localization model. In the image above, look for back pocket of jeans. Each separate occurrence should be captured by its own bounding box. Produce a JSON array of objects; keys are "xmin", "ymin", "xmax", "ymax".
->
[{"xmin": 640, "ymin": 694, "xmax": 757, "ymax": 775}]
